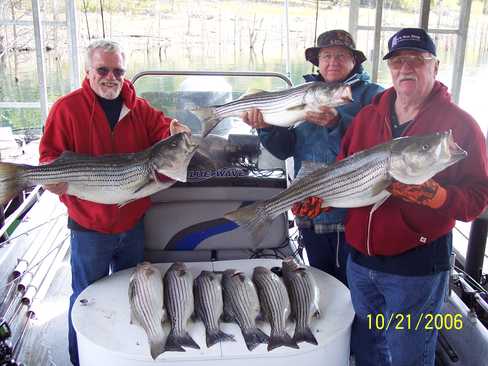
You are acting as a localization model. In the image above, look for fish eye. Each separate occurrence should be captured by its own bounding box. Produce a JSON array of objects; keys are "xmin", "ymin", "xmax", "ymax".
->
[{"xmin": 421, "ymin": 144, "xmax": 430, "ymax": 151}]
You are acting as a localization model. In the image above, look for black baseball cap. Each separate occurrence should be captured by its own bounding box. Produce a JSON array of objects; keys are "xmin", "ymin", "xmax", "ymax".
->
[
  {"xmin": 305, "ymin": 29, "xmax": 367, "ymax": 66},
  {"xmin": 383, "ymin": 28, "xmax": 437, "ymax": 60}
]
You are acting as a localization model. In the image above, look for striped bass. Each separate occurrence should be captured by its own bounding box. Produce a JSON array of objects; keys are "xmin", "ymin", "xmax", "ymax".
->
[
  {"xmin": 222, "ymin": 269, "xmax": 269, "ymax": 351},
  {"xmin": 224, "ymin": 131, "xmax": 467, "ymax": 242},
  {"xmin": 252, "ymin": 266, "xmax": 298, "ymax": 351},
  {"xmin": 128, "ymin": 262, "xmax": 166, "ymax": 360},
  {"xmin": 163, "ymin": 262, "xmax": 200, "ymax": 352},
  {"xmin": 281, "ymin": 257, "xmax": 320, "ymax": 346},
  {"xmin": 0, "ymin": 132, "xmax": 197, "ymax": 205},
  {"xmin": 191, "ymin": 82, "xmax": 352, "ymax": 136},
  {"xmin": 194, "ymin": 271, "xmax": 235, "ymax": 348}
]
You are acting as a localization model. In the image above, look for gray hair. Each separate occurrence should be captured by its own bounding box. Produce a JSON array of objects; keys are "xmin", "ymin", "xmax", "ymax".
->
[{"xmin": 85, "ymin": 40, "xmax": 126, "ymax": 71}]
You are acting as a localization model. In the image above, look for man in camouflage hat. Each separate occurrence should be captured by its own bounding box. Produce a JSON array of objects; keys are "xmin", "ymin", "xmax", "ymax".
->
[{"xmin": 242, "ymin": 30, "xmax": 383, "ymax": 286}]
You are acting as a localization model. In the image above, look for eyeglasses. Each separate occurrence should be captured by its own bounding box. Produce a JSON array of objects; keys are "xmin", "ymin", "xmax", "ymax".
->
[
  {"xmin": 387, "ymin": 55, "xmax": 436, "ymax": 69},
  {"xmin": 93, "ymin": 66, "xmax": 126, "ymax": 78},
  {"xmin": 318, "ymin": 52, "xmax": 352, "ymax": 63}
]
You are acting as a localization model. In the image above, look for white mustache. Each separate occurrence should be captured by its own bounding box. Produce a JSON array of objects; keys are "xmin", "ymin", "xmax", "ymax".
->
[
  {"xmin": 100, "ymin": 81, "xmax": 120, "ymax": 86},
  {"xmin": 399, "ymin": 76, "xmax": 417, "ymax": 82}
]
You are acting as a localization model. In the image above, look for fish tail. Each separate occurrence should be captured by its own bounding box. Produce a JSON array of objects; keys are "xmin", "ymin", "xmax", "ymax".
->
[
  {"xmin": 293, "ymin": 325, "xmax": 318, "ymax": 345},
  {"xmin": 149, "ymin": 336, "xmax": 166, "ymax": 359},
  {"xmin": 165, "ymin": 329, "xmax": 200, "ymax": 351},
  {"xmin": 224, "ymin": 201, "xmax": 272, "ymax": 243},
  {"xmin": 0, "ymin": 162, "xmax": 25, "ymax": 204},
  {"xmin": 242, "ymin": 327, "xmax": 269, "ymax": 351},
  {"xmin": 206, "ymin": 329, "xmax": 236, "ymax": 348},
  {"xmin": 190, "ymin": 107, "xmax": 220, "ymax": 137},
  {"xmin": 268, "ymin": 330, "xmax": 299, "ymax": 351}
]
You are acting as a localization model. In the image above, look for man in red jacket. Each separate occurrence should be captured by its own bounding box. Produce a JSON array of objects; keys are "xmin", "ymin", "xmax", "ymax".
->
[
  {"xmin": 338, "ymin": 28, "xmax": 488, "ymax": 366},
  {"xmin": 39, "ymin": 40, "xmax": 190, "ymax": 366}
]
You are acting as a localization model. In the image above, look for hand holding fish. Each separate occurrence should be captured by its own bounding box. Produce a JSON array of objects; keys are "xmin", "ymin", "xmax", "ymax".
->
[
  {"xmin": 291, "ymin": 196, "xmax": 330, "ymax": 218},
  {"xmin": 241, "ymin": 108, "xmax": 271, "ymax": 129},
  {"xmin": 387, "ymin": 179, "xmax": 447, "ymax": 209},
  {"xmin": 305, "ymin": 106, "xmax": 339, "ymax": 127},
  {"xmin": 170, "ymin": 119, "xmax": 191, "ymax": 135},
  {"xmin": 43, "ymin": 182, "xmax": 68, "ymax": 196}
]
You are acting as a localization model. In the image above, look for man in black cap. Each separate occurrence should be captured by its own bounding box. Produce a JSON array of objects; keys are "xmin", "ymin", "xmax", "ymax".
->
[
  {"xmin": 338, "ymin": 27, "xmax": 488, "ymax": 366},
  {"xmin": 241, "ymin": 30, "xmax": 383, "ymax": 286}
]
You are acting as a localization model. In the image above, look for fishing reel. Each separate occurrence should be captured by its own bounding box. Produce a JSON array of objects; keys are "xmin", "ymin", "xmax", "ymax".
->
[{"xmin": 0, "ymin": 319, "xmax": 14, "ymax": 365}]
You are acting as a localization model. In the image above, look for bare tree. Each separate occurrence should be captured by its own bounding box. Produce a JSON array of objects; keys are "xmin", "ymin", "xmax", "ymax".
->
[
  {"xmin": 82, "ymin": 0, "xmax": 92, "ymax": 39},
  {"xmin": 100, "ymin": 0, "xmax": 106, "ymax": 38},
  {"xmin": 248, "ymin": 14, "xmax": 263, "ymax": 51}
]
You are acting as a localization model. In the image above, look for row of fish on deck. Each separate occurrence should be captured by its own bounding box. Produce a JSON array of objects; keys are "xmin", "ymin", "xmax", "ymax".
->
[{"xmin": 128, "ymin": 257, "xmax": 320, "ymax": 359}]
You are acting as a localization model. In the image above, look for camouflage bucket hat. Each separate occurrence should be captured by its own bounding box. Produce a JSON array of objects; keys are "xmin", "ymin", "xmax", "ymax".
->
[{"xmin": 305, "ymin": 29, "xmax": 367, "ymax": 66}]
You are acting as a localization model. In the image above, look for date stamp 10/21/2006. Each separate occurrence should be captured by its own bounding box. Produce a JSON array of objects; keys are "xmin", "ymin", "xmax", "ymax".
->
[{"xmin": 367, "ymin": 313, "xmax": 463, "ymax": 331}]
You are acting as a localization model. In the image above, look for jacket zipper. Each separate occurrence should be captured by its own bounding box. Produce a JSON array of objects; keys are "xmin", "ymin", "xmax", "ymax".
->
[{"xmin": 109, "ymin": 104, "xmax": 130, "ymax": 232}]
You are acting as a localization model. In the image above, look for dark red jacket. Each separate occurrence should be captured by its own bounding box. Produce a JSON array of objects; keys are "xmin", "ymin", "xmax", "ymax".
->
[
  {"xmin": 39, "ymin": 78, "xmax": 171, "ymax": 234},
  {"xmin": 339, "ymin": 81, "xmax": 488, "ymax": 256}
]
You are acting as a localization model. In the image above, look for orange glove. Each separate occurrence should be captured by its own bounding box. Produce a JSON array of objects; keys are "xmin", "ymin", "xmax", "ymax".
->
[
  {"xmin": 291, "ymin": 196, "xmax": 331, "ymax": 218},
  {"xmin": 387, "ymin": 179, "xmax": 447, "ymax": 209}
]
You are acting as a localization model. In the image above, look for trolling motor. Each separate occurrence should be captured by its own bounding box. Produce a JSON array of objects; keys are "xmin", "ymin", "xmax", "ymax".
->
[{"xmin": 0, "ymin": 319, "xmax": 14, "ymax": 365}]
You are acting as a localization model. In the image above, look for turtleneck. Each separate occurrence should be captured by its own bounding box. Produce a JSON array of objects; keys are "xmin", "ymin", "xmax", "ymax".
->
[{"xmin": 96, "ymin": 94, "xmax": 123, "ymax": 131}]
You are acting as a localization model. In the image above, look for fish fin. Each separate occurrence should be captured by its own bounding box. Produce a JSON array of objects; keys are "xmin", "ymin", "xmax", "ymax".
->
[
  {"xmin": 286, "ymin": 104, "xmax": 306, "ymax": 112},
  {"xmin": 268, "ymin": 331, "xmax": 299, "ymax": 351},
  {"xmin": 206, "ymin": 329, "xmax": 236, "ymax": 348},
  {"xmin": 149, "ymin": 337, "xmax": 166, "ymax": 359},
  {"xmin": 0, "ymin": 162, "xmax": 26, "ymax": 204},
  {"xmin": 312, "ymin": 307, "xmax": 321, "ymax": 319},
  {"xmin": 293, "ymin": 326, "xmax": 318, "ymax": 346},
  {"xmin": 52, "ymin": 150, "xmax": 79, "ymax": 162},
  {"xmin": 371, "ymin": 180, "xmax": 391, "ymax": 197},
  {"xmin": 293, "ymin": 160, "xmax": 327, "ymax": 183},
  {"xmin": 255, "ymin": 312, "xmax": 266, "ymax": 322},
  {"xmin": 127, "ymin": 277, "xmax": 141, "ymax": 326},
  {"xmin": 188, "ymin": 150, "xmax": 217, "ymax": 173},
  {"xmin": 163, "ymin": 329, "xmax": 187, "ymax": 352},
  {"xmin": 117, "ymin": 199, "xmax": 137, "ymax": 208},
  {"xmin": 238, "ymin": 88, "xmax": 267, "ymax": 99},
  {"xmin": 166, "ymin": 330, "xmax": 200, "ymax": 350},
  {"xmin": 224, "ymin": 201, "xmax": 272, "ymax": 244},
  {"xmin": 242, "ymin": 327, "xmax": 269, "ymax": 351},
  {"xmin": 133, "ymin": 180, "xmax": 153, "ymax": 195},
  {"xmin": 189, "ymin": 107, "xmax": 220, "ymax": 137}
]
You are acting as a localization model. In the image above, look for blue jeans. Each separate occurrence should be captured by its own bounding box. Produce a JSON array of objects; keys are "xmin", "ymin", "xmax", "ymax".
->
[
  {"xmin": 68, "ymin": 220, "xmax": 145, "ymax": 366},
  {"xmin": 347, "ymin": 256, "xmax": 449, "ymax": 366},
  {"xmin": 300, "ymin": 228, "xmax": 349, "ymax": 286}
]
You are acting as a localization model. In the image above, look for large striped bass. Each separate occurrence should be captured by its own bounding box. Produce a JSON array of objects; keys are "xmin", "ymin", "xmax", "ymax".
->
[
  {"xmin": 222, "ymin": 269, "xmax": 269, "ymax": 351},
  {"xmin": 194, "ymin": 271, "xmax": 235, "ymax": 348},
  {"xmin": 252, "ymin": 266, "xmax": 298, "ymax": 351},
  {"xmin": 281, "ymin": 257, "xmax": 320, "ymax": 346},
  {"xmin": 191, "ymin": 82, "xmax": 352, "ymax": 136},
  {"xmin": 163, "ymin": 262, "xmax": 200, "ymax": 352},
  {"xmin": 128, "ymin": 262, "xmax": 166, "ymax": 360},
  {"xmin": 0, "ymin": 132, "xmax": 197, "ymax": 205},
  {"xmin": 224, "ymin": 131, "xmax": 467, "ymax": 242}
]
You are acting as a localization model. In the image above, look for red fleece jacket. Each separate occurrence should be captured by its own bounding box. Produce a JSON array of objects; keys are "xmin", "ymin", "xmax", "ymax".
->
[
  {"xmin": 339, "ymin": 81, "xmax": 488, "ymax": 256},
  {"xmin": 39, "ymin": 78, "xmax": 171, "ymax": 234}
]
